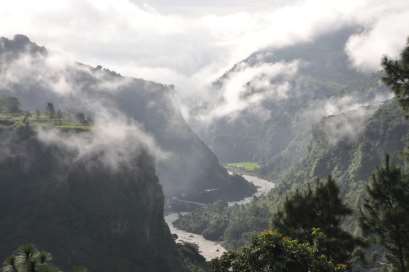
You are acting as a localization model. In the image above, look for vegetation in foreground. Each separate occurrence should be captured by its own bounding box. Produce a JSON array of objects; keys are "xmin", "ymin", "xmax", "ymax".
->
[
  {"xmin": 211, "ymin": 230, "xmax": 348, "ymax": 272},
  {"xmin": 1, "ymin": 244, "xmax": 87, "ymax": 272}
]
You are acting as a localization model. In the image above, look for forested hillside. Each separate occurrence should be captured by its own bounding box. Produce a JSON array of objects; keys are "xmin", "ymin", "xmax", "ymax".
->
[
  {"xmin": 0, "ymin": 35, "xmax": 254, "ymax": 206},
  {"xmin": 207, "ymin": 39, "xmax": 409, "ymax": 272},
  {"xmin": 175, "ymin": 98, "xmax": 409, "ymax": 249},
  {"xmin": 197, "ymin": 28, "xmax": 387, "ymax": 170}
]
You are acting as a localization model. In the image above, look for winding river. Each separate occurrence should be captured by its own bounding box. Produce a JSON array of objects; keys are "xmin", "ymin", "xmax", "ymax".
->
[{"xmin": 164, "ymin": 173, "xmax": 275, "ymax": 261}]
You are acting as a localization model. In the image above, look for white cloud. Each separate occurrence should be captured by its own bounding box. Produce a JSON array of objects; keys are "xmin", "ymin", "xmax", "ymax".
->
[
  {"xmin": 0, "ymin": 49, "xmax": 168, "ymax": 169},
  {"xmin": 200, "ymin": 61, "xmax": 299, "ymax": 121},
  {"xmin": 304, "ymin": 93, "xmax": 393, "ymax": 144},
  {"xmin": 38, "ymin": 113, "xmax": 168, "ymax": 170},
  {"xmin": 0, "ymin": 0, "xmax": 408, "ymax": 121},
  {"xmin": 346, "ymin": 5, "xmax": 409, "ymax": 71}
]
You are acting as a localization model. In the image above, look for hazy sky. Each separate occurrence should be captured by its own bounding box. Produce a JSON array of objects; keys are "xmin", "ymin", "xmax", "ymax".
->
[
  {"xmin": 0, "ymin": 0, "xmax": 408, "ymax": 100},
  {"xmin": 139, "ymin": 0, "xmax": 297, "ymax": 14}
]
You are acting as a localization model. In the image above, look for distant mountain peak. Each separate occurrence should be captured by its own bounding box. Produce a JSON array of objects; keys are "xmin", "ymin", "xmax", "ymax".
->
[{"xmin": 0, "ymin": 34, "xmax": 47, "ymax": 57}]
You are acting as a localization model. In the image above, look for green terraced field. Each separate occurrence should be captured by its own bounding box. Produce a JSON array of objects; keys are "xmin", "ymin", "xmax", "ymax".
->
[
  {"xmin": 0, "ymin": 113, "xmax": 92, "ymax": 132},
  {"xmin": 225, "ymin": 162, "xmax": 261, "ymax": 172}
]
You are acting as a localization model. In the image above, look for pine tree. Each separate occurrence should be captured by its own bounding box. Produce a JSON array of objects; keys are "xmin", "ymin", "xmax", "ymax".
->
[
  {"xmin": 46, "ymin": 103, "xmax": 55, "ymax": 119},
  {"xmin": 382, "ymin": 38, "xmax": 409, "ymax": 116},
  {"xmin": 273, "ymin": 176, "xmax": 361, "ymax": 264},
  {"xmin": 360, "ymin": 156, "xmax": 409, "ymax": 272},
  {"xmin": 211, "ymin": 229, "xmax": 348, "ymax": 272}
]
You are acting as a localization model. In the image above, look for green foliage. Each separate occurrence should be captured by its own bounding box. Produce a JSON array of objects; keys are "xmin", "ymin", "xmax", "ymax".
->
[
  {"xmin": 175, "ymin": 99, "xmax": 409, "ymax": 255},
  {"xmin": 382, "ymin": 39, "xmax": 409, "ymax": 117},
  {"xmin": 360, "ymin": 156, "xmax": 409, "ymax": 272},
  {"xmin": 224, "ymin": 162, "xmax": 261, "ymax": 173},
  {"xmin": 71, "ymin": 267, "xmax": 88, "ymax": 272},
  {"xmin": 174, "ymin": 201, "xmax": 230, "ymax": 241},
  {"xmin": 0, "ymin": 97, "xmax": 91, "ymax": 132},
  {"xmin": 174, "ymin": 201, "xmax": 271, "ymax": 247},
  {"xmin": 210, "ymin": 230, "xmax": 348, "ymax": 272},
  {"xmin": 1, "ymin": 244, "xmax": 61, "ymax": 272},
  {"xmin": 273, "ymin": 176, "xmax": 362, "ymax": 264},
  {"xmin": 1, "ymin": 245, "xmax": 91, "ymax": 272}
]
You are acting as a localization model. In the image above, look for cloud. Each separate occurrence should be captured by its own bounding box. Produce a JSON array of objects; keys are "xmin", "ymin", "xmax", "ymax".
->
[
  {"xmin": 200, "ymin": 61, "xmax": 299, "ymax": 121},
  {"xmin": 304, "ymin": 93, "xmax": 393, "ymax": 144},
  {"xmin": 38, "ymin": 113, "xmax": 168, "ymax": 170},
  {"xmin": 0, "ymin": 45, "xmax": 167, "ymax": 170},
  {"xmin": 346, "ymin": 4, "xmax": 409, "ymax": 71},
  {"xmin": 0, "ymin": 0, "xmax": 408, "ymax": 124},
  {"xmin": 0, "ymin": 0, "xmax": 397, "ymax": 81}
]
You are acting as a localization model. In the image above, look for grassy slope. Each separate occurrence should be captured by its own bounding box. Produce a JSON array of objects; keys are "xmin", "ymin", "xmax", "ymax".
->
[
  {"xmin": 0, "ymin": 112, "xmax": 91, "ymax": 132},
  {"xmin": 224, "ymin": 162, "xmax": 261, "ymax": 173}
]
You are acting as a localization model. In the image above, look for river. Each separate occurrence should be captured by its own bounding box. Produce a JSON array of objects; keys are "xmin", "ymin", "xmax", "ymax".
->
[{"xmin": 164, "ymin": 173, "xmax": 275, "ymax": 261}]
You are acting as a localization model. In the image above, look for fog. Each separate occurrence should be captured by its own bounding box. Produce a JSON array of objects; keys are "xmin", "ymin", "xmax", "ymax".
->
[{"xmin": 0, "ymin": 0, "xmax": 408, "ymax": 122}]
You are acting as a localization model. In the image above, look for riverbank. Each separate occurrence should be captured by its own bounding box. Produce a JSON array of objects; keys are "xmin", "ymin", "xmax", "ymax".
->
[
  {"xmin": 228, "ymin": 174, "xmax": 276, "ymax": 206},
  {"xmin": 165, "ymin": 173, "xmax": 275, "ymax": 261},
  {"xmin": 165, "ymin": 213, "xmax": 227, "ymax": 260}
]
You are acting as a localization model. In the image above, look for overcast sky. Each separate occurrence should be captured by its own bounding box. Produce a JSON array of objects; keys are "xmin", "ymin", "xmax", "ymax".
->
[
  {"xmin": 0, "ymin": 0, "xmax": 408, "ymax": 103},
  {"xmin": 139, "ymin": 0, "xmax": 298, "ymax": 14}
]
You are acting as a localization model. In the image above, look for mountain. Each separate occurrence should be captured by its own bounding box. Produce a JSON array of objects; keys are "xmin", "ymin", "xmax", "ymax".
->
[
  {"xmin": 197, "ymin": 27, "xmax": 387, "ymax": 170},
  {"xmin": 0, "ymin": 34, "xmax": 255, "ymax": 206},
  {"xmin": 174, "ymin": 99, "xmax": 409, "ymax": 249},
  {"xmin": 173, "ymin": 27, "xmax": 409, "ymax": 250},
  {"xmin": 0, "ymin": 122, "xmax": 187, "ymax": 271},
  {"xmin": 280, "ymin": 99, "xmax": 408, "ymax": 228}
]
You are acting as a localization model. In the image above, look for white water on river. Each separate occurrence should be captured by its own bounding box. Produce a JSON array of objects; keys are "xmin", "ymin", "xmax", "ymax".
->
[
  {"xmin": 164, "ymin": 173, "xmax": 275, "ymax": 261},
  {"xmin": 164, "ymin": 213, "xmax": 227, "ymax": 260}
]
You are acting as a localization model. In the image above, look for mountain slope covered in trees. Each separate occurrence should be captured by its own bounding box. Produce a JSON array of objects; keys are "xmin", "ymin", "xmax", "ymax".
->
[
  {"xmin": 197, "ymin": 27, "xmax": 387, "ymax": 171},
  {"xmin": 0, "ymin": 35, "xmax": 254, "ymax": 206},
  {"xmin": 175, "ymin": 98, "xmax": 409, "ymax": 249}
]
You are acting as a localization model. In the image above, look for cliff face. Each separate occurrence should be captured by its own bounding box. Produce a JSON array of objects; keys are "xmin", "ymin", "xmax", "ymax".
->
[
  {"xmin": 110, "ymin": 79, "xmax": 255, "ymax": 204},
  {"xmin": 0, "ymin": 125, "xmax": 186, "ymax": 272},
  {"xmin": 0, "ymin": 34, "xmax": 254, "ymax": 204}
]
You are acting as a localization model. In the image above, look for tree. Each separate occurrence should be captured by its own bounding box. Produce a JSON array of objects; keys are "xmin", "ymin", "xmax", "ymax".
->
[
  {"xmin": 1, "ymin": 245, "xmax": 88, "ymax": 272},
  {"xmin": 1, "ymin": 244, "xmax": 61, "ymax": 272},
  {"xmin": 211, "ymin": 229, "xmax": 348, "ymax": 272},
  {"xmin": 272, "ymin": 176, "xmax": 361, "ymax": 264},
  {"xmin": 75, "ymin": 113, "xmax": 87, "ymax": 124},
  {"xmin": 23, "ymin": 112, "xmax": 31, "ymax": 124},
  {"xmin": 382, "ymin": 38, "xmax": 409, "ymax": 116},
  {"xmin": 0, "ymin": 97, "xmax": 20, "ymax": 113},
  {"xmin": 360, "ymin": 156, "xmax": 409, "ymax": 272},
  {"xmin": 46, "ymin": 103, "xmax": 55, "ymax": 119}
]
